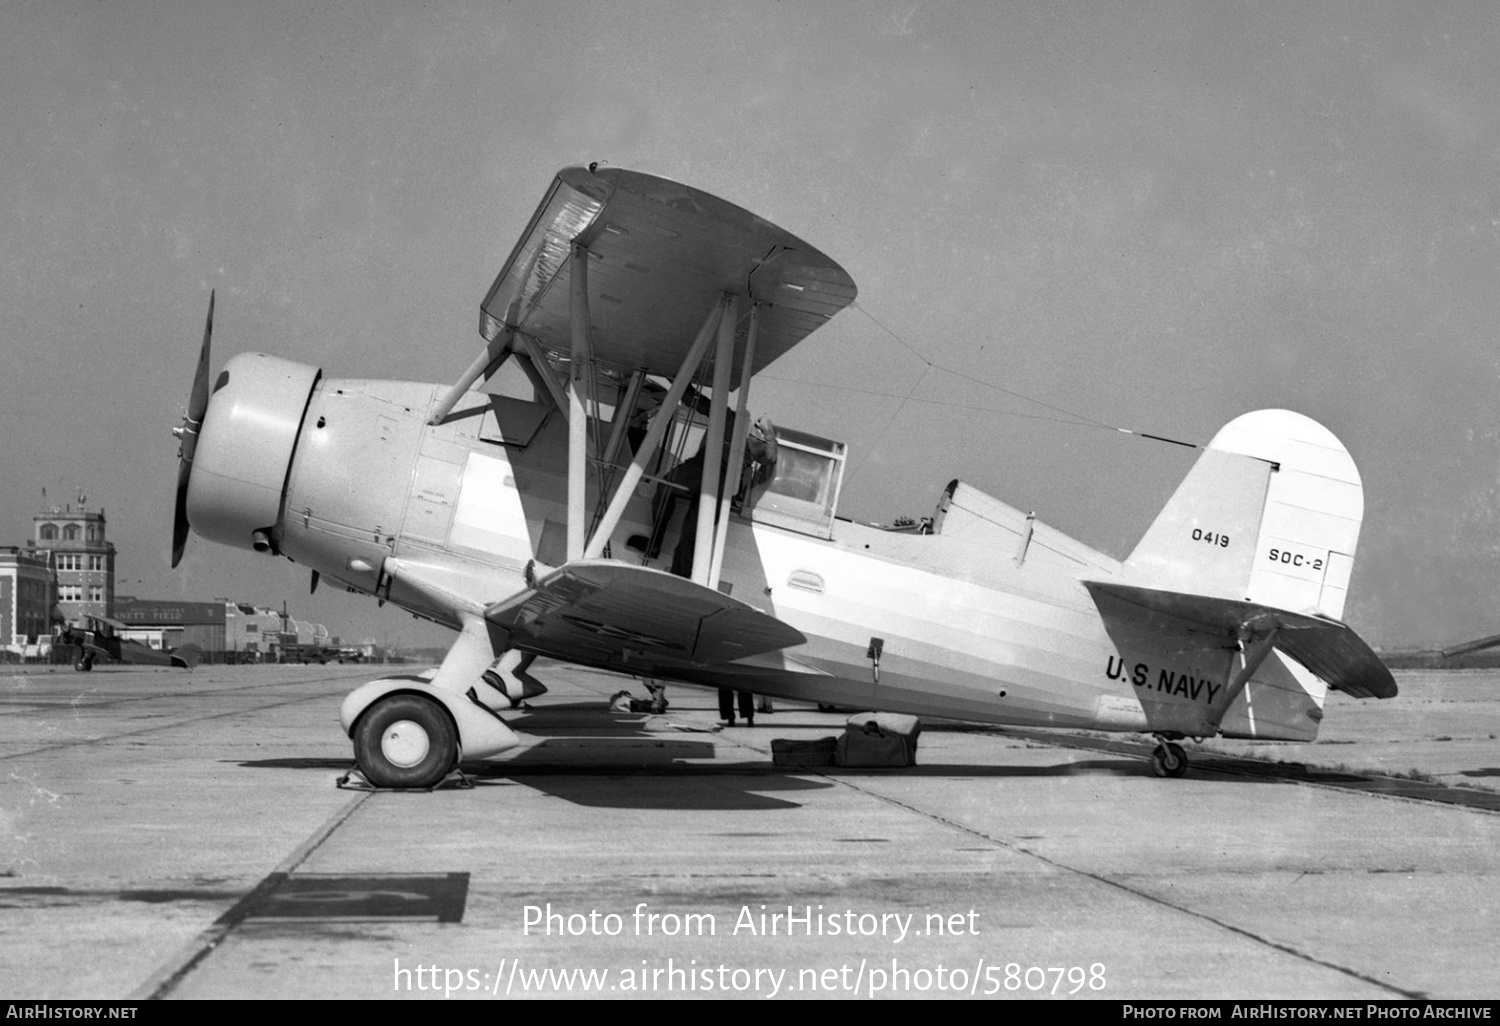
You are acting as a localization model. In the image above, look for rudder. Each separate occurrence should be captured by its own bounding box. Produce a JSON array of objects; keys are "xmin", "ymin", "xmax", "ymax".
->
[{"xmin": 1126, "ymin": 410, "xmax": 1364, "ymax": 619}]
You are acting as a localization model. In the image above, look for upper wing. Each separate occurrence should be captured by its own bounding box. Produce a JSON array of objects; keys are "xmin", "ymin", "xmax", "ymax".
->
[
  {"xmin": 485, "ymin": 559, "xmax": 806, "ymax": 671},
  {"xmin": 479, "ymin": 165, "xmax": 857, "ymax": 388},
  {"xmin": 1084, "ymin": 580, "xmax": 1397, "ymax": 699}
]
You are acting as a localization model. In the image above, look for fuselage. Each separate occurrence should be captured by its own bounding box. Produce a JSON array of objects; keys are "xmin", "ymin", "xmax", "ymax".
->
[{"xmin": 191, "ymin": 365, "xmax": 1321, "ymax": 744}]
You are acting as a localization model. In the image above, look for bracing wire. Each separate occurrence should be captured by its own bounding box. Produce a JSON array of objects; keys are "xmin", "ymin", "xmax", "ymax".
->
[
  {"xmin": 851, "ymin": 302, "xmax": 1120, "ymax": 433},
  {"xmin": 844, "ymin": 363, "xmax": 931, "ymax": 487},
  {"xmin": 777, "ymin": 302, "xmax": 1204, "ymax": 454}
]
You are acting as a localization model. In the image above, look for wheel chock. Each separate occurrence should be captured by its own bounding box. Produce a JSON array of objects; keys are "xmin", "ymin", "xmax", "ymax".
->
[{"xmin": 336, "ymin": 766, "xmax": 475, "ymax": 792}]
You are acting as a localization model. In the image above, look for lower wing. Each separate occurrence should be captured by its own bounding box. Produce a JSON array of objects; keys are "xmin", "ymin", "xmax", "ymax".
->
[{"xmin": 486, "ymin": 559, "xmax": 805, "ymax": 673}]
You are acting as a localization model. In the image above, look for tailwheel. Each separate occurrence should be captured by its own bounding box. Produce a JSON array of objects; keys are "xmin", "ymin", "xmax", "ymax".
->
[
  {"xmin": 352, "ymin": 693, "xmax": 458, "ymax": 789},
  {"xmin": 1150, "ymin": 741, "xmax": 1189, "ymax": 778}
]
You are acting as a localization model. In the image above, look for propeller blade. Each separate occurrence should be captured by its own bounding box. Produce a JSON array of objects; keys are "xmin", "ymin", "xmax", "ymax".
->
[
  {"xmin": 171, "ymin": 291, "xmax": 214, "ymax": 568},
  {"xmin": 170, "ymin": 458, "xmax": 193, "ymax": 568},
  {"xmin": 187, "ymin": 290, "xmax": 214, "ymax": 425}
]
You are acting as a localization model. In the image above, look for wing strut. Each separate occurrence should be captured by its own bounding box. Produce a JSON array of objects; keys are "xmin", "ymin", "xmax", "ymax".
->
[
  {"xmin": 567, "ymin": 241, "xmax": 593, "ymax": 561},
  {"xmin": 515, "ymin": 332, "xmax": 571, "ymax": 413},
  {"xmin": 588, "ymin": 368, "xmax": 647, "ymax": 545},
  {"xmin": 601, "ymin": 368, "xmax": 645, "ymax": 469},
  {"xmin": 708, "ymin": 301, "xmax": 761, "ymax": 590},
  {"xmin": 583, "ymin": 294, "xmax": 730, "ymax": 559},
  {"xmin": 429, "ymin": 327, "xmax": 514, "ymax": 425},
  {"xmin": 1208, "ymin": 628, "xmax": 1281, "ymax": 731},
  {"xmin": 691, "ymin": 295, "xmax": 737, "ymax": 585}
]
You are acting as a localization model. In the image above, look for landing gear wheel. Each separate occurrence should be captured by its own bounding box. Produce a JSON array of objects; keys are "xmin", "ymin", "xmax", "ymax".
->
[
  {"xmin": 1151, "ymin": 742, "xmax": 1188, "ymax": 778},
  {"xmin": 352, "ymin": 694, "xmax": 458, "ymax": 789},
  {"xmin": 75, "ymin": 655, "xmax": 93, "ymax": 672}
]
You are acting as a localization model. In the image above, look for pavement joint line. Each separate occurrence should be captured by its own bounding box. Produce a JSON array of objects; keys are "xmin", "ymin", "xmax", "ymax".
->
[
  {"xmin": 667, "ymin": 720, "xmax": 1441, "ymax": 999},
  {"xmin": 523, "ymin": 717, "xmax": 1500, "ymax": 813},
  {"xmin": 817, "ymin": 770, "xmax": 1428, "ymax": 1001},
  {"xmin": 130, "ymin": 791, "xmax": 373, "ymax": 1001},
  {"xmin": 1000, "ymin": 727, "xmax": 1500, "ymax": 815},
  {"xmin": 0, "ymin": 686, "xmax": 347, "ymax": 764},
  {"xmin": 0, "ymin": 669, "xmax": 365, "ymax": 721}
]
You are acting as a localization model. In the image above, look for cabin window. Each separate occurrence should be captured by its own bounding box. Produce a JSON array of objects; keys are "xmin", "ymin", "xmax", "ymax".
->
[{"xmin": 743, "ymin": 426, "xmax": 846, "ymax": 540}]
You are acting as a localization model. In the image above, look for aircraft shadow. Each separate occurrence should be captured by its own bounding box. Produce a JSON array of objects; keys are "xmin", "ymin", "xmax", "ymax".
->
[
  {"xmin": 514, "ymin": 700, "xmax": 643, "ymax": 716},
  {"xmin": 234, "ymin": 758, "xmax": 359, "ymax": 771},
  {"xmin": 474, "ymin": 769, "xmax": 833, "ymax": 811},
  {"xmin": 229, "ymin": 748, "xmax": 1283, "ymax": 813},
  {"xmin": 453, "ymin": 754, "xmax": 1194, "ymax": 811},
  {"xmin": 232, "ymin": 751, "xmax": 1172, "ymax": 780},
  {"xmin": 509, "ymin": 706, "xmax": 702, "ymax": 739},
  {"xmin": 463, "ymin": 732, "xmax": 820, "ymax": 811},
  {"xmin": 834, "ymin": 758, "xmax": 1154, "ymax": 778}
]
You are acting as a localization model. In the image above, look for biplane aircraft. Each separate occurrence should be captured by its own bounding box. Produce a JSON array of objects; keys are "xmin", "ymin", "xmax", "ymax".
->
[
  {"xmin": 58, "ymin": 613, "xmax": 203, "ymax": 671},
  {"xmin": 171, "ymin": 164, "xmax": 1395, "ymax": 788}
]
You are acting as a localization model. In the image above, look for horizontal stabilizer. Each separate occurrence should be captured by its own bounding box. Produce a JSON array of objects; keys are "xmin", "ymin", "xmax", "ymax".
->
[
  {"xmin": 169, "ymin": 643, "xmax": 204, "ymax": 669},
  {"xmin": 1439, "ymin": 633, "xmax": 1500, "ymax": 659},
  {"xmin": 486, "ymin": 559, "xmax": 806, "ymax": 668},
  {"xmin": 1084, "ymin": 580, "xmax": 1396, "ymax": 699}
]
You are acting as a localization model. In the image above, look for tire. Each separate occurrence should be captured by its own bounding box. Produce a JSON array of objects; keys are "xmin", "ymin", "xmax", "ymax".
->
[
  {"xmin": 352, "ymin": 693, "xmax": 458, "ymax": 789},
  {"xmin": 1150, "ymin": 742, "xmax": 1188, "ymax": 779}
]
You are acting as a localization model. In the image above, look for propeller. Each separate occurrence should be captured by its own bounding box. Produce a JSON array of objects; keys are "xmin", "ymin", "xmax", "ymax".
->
[{"xmin": 171, "ymin": 291, "xmax": 214, "ymax": 568}]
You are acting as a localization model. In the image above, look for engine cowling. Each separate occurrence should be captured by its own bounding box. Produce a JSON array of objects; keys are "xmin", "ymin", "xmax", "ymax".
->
[{"xmin": 185, "ymin": 352, "xmax": 319, "ymax": 556}]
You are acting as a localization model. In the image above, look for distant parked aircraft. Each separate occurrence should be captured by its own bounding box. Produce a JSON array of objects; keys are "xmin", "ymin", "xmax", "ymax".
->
[{"xmin": 58, "ymin": 613, "xmax": 202, "ymax": 671}]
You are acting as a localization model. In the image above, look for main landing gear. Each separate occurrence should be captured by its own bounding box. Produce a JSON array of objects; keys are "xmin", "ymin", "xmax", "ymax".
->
[
  {"xmin": 1150, "ymin": 736, "xmax": 1189, "ymax": 778},
  {"xmin": 351, "ymin": 693, "xmax": 459, "ymax": 789},
  {"xmin": 340, "ymin": 621, "xmax": 530, "ymax": 790},
  {"xmin": 339, "ymin": 665, "xmax": 525, "ymax": 790}
]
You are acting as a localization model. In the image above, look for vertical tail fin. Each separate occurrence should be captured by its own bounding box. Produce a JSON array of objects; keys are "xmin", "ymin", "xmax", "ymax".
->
[{"xmin": 1125, "ymin": 409, "xmax": 1364, "ymax": 619}]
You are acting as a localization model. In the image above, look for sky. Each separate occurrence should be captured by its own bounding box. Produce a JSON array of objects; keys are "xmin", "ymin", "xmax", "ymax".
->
[{"xmin": 2, "ymin": 1, "xmax": 1499, "ymax": 651}]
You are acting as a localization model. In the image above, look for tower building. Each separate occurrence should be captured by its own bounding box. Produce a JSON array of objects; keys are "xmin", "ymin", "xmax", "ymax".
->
[{"xmin": 30, "ymin": 499, "xmax": 116, "ymax": 623}]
